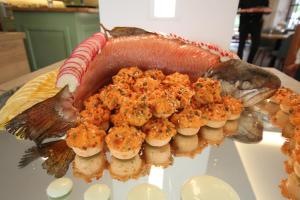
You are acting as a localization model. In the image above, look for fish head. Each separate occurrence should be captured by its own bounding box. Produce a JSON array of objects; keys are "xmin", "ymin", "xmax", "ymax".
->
[{"xmin": 206, "ymin": 59, "xmax": 281, "ymax": 107}]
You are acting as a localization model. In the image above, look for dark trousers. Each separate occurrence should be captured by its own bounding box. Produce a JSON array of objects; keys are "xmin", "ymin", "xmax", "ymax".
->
[
  {"xmin": 238, "ymin": 19, "xmax": 263, "ymax": 63},
  {"xmin": 296, "ymin": 67, "xmax": 300, "ymax": 81}
]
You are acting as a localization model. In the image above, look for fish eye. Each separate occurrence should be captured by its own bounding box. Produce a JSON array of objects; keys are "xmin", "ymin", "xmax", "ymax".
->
[{"xmin": 241, "ymin": 81, "xmax": 253, "ymax": 90}]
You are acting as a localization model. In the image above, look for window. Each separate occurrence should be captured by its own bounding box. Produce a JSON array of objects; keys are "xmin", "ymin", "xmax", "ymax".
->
[
  {"xmin": 152, "ymin": 0, "xmax": 176, "ymax": 18},
  {"xmin": 287, "ymin": 0, "xmax": 300, "ymax": 29}
]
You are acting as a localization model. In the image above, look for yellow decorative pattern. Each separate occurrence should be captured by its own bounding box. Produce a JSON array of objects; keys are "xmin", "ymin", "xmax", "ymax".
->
[{"xmin": 0, "ymin": 69, "xmax": 59, "ymax": 130}]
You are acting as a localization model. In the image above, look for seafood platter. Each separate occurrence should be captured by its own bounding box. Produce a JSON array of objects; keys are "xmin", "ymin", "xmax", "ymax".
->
[{"xmin": 0, "ymin": 26, "xmax": 299, "ymax": 199}]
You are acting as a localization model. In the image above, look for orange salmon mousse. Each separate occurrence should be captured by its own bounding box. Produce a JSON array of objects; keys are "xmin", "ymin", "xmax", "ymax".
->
[
  {"xmin": 200, "ymin": 103, "xmax": 228, "ymax": 128},
  {"xmin": 66, "ymin": 123, "xmax": 106, "ymax": 157},
  {"xmin": 171, "ymin": 107, "xmax": 207, "ymax": 136},
  {"xmin": 223, "ymin": 96, "xmax": 243, "ymax": 120},
  {"xmin": 142, "ymin": 118, "xmax": 176, "ymax": 147},
  {"xmin": 105, "ymin": 126, "xmax": 145, "ymax": 160}
]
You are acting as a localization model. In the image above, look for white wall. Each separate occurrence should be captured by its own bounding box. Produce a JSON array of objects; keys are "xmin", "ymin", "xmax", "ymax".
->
[{"xmin": 99, "ymin": 0, "xmax": 239, "ymax": 49}]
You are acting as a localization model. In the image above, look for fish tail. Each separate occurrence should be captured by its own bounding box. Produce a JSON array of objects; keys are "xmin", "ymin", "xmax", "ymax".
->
[
  {"xmin": 19, "ymin": 140, "xmax": 75, "ymax": 178},
  {"xmin": 41, "ymin": 140, "xmax": 76, "ymax": 178},
  {"xmin": 18, "ymin": 146, "xmax": 40, "ymax": 168},
  {"xmin": 5, "ymin": 86, "xmax": 79, "ymax": 145}
]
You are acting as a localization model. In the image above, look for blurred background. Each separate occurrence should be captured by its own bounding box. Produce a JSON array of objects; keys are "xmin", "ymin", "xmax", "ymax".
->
[{"xmin": 0, "ymin": 0, "xmax": 299, "ymax": 86}]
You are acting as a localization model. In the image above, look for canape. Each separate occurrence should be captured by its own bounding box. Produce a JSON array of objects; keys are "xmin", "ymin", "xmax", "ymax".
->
[
  {"xmin": 192, "ymin": 77, "xmax": 222, "ymax": 106},
  {"xmin": 280, "ymin": 94, "xmax": 300, "ymax": 113},
  {"xmin": 80, "ymin": 105, "xmax": 110, "ymax": 131},
  {"xmin": 172, "ymin": 134, "xmax": 199, "ymax": 156},
  {"xmin": 72, "ymin": 152, "xmax": 107, "ymax": 182},
  {"xmin": 272, "ymin": 110, "xmax": 290, "ymax": 128},
  {"xmin": 292, "ymin": 132, "xmax": 300, "ymax": 177},
  {"xmin": 281, "ymin": 140, "xmax": 296, "ymax": 156},
  {"xmin": 83, "ymin": 93, "xmax": 102, "ymax": 110},
  {"xmin": 280, "ymin": 179, "xmax": 289, "ymax": 199},
  {"xmin": 269, "ymin": 87, "xmax": 294, "ymax": 104},
  {"xmin": 144, "ymin": 143, "xmax": 172, "ymax": 167},
  {"xmin": 290, "ymin": 105, "xmax": 300, "ymax": 127},
  {"xmin": 133, "ymin": 77, "xmax": 160, "ymax": 93},
  {"xmin": 109, "ymin": 155, "xmax": 146, "ymax": 181},
  {"xmin": 110, "ymin": 111, "xmax": 128, "ymax": 127},
  {"xmin": 66, "ymin": 123, "xmax": 106, "ymax": 157},
  {"xmin": 98, "ymin": 83, "xmax": 131, "ymax": 110},
  {"xmin": 294, "ymin": 160, "xmax": 300, "ymax": 178},
  {"xmin": 171, "ymin": 107, "xmax": 207, "ymax": 136},
  {"xmin": 167, "ymin": 85, "xmax": 195, "ymax": 109},
  {"xmin": 105, "ymin": 126, "xmax": 145, "ymax": 160},
  {"xmin": 294, "ymin": 128, "xmax": 300, "ymax": 150},
  {"xmin": 112, "ymin": 66, "xmax": 143, "ymax": 86},
  {"xmin": 200, "ymin": 103, "xmax": 228, "ymax": 128},
  {"xmin": 223, "ymin": 119, "xmax": 239, "ymax": 136},
  {"xmin": 142, "ymin": 118, "xmax": 176, "ymax": 147},
  {"xmin": 282, "ymin": 122, "xmax": 296, "ymax": 139},
  {"xmin": 119, "ymin": 100, "xmax": 152, "ymax": 127},
  {"xmin": 144, "ymin": 69, "xmax": 165, "ymax": 81},
  {"xmin": 163, "ymin": 72, "xmax": 191, "ymax": 86},
  {"xmin": 147, "ymin": 89, "xmax": 180, "ymax": 118},
  {"xmin": 200, "ymin": 126, "xmax": 224, "ymax": 145},
  {"xmin": 223, "ymin": 96, "xmax": 243, "ymax": 120},
  {"xmin": 284, "ymin": 173, "xmax": 300, "ymax": 200},
  {"xmin": 284, "ymin": 158, "xmax": 295, "ymax": 174}
]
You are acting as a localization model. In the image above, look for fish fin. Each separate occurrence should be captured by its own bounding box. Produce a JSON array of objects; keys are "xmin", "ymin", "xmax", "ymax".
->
[
  {"xmin": 19, "ymin": 140, "xmax": 75, "ymax": 178},
  {"xmin": 18, "ymin": 146, "xmax": 40, "ymax": 168},
  {"xmin": 100, "ymin": 23, "xmax": 154, "ymax": 38},
  {"xmin": 5, "ymin": 87, "xmax": 79, "ymax": 145},
  {"xmin": 230, "ymin": 108, "xmax": 264, "ymax": 143}
]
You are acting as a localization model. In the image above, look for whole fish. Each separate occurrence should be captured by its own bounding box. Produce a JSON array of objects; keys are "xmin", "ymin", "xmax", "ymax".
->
[{"xmin": 5, "ymin": 26, "xmax": 281, "ymax": 146}]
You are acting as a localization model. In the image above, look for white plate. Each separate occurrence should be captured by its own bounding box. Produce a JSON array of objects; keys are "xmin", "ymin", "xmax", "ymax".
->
[
  {"xmin": 181, "ymin": 175, "xmax": 240, "ymax": 200},
  {"xmin": 127, "ymin": 183, "xmax": 166, "ymax": 200}
]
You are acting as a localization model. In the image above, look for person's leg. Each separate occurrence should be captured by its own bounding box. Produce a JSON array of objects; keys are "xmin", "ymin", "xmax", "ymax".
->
[
  {"xmin": 248, "ymin": 20, "xmax": 263, "ymax": 63},
  {"xmin": 237, "ymin": 25, "xmax": 248, "ymax": 60},
  {"xmin": 296, "ymin": 65, "xmax": 300, "ymax": 81}
]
